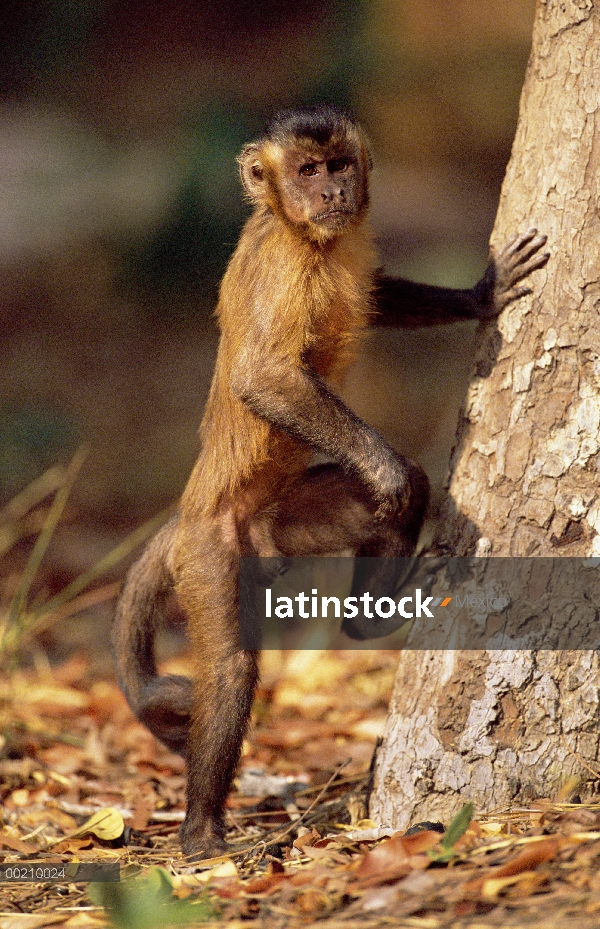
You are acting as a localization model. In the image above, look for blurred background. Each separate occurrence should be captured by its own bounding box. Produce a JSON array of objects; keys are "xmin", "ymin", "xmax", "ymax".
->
[{"xmin": 0, "ymin": 0, "xmax": 536, "ymax": 661}]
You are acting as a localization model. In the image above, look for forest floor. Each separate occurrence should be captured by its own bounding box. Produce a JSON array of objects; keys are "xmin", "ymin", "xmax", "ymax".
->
[
  {"xmin": 2, "ymin": 465, "xmax": 600, "ymax": 928},
  {"xmin": 2, "ymin": 648, "xmax": 600, "ymax": 929}
]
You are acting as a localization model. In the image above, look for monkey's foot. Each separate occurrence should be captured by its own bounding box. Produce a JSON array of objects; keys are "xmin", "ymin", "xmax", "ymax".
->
[{"xmin": 179, "ymin": 819, "xmax": 228, "ymax": 861}]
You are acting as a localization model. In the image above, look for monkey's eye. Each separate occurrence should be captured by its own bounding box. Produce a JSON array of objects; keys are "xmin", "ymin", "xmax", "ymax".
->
[
  {"xmin": 328, "ymin": 158, "xmax": 349, "ymax": 173},
  {"xmin": 299, "ymin": 163, "xmax": 319, "ymax": 177}
]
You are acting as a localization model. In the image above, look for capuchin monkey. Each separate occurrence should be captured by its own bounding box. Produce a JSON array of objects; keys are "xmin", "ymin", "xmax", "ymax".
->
[{"xmin": 112, "ymin": 104, "xmax": 548, "ymax": 858}]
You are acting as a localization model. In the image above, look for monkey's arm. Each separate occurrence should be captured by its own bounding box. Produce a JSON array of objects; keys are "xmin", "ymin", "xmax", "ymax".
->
[
  {"xmin": 233, "ymin": 362, "xmax": 414, "ymax": 516},
  {"xmin": 374, "ymin": 228, "xmax": 549, "ymax": 327}
]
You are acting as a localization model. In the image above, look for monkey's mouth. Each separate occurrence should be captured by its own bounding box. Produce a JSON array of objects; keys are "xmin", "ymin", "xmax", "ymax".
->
[{"xmin": 313, "ymin": 208, "xmax": 353, "ymax": 224}]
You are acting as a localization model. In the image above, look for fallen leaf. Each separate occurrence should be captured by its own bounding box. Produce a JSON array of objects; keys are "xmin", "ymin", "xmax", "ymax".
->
[
  {"xmin": 63, "ymin": 915, "xmax": 107, "ymax": 928},
  {"xmin": 481, "ymin": 869, "xmax": 546, "ymax": 900},
  {"xmin": 244, "ymin": 862, "xmax": 289, "ymax": 894},
  {"xmin": 464, "ymin": 837, "xmax": 561, "ymax": 894},
  {"xmin": 49, "ymin": 838, "xmax": 94, "ymax": 855},
  {"xmin": 295, "ymin": 888, "xmax": 335, "ymax": 917},
  {"xmin": 0, "ymin": 917, "xmax": 68, "ymax": 928},
  {"xmin": 354, "ymin": 831, "xmax": 439, "ymax": 886},
  {"xmin": 402, "ymin": 830, "xmax": 444, "ymax": 855},
  {"xmin": 175, "ymin": 858, "xmax": 238, "ymax": 888},
  {"xmin": 293, "ymin": 828, "xmax": 321, "ymax": 850},
  {"xmin": 480, "ymin": 821, "xmax": 506, "ymax": 836},
  {"xmin": 17, "ymin": 683, "xmax": 90, "ymax": 715},
  {"xmin": 68, "ymin": 807, "xmax": 124, "ymax": 842},
  {"xmin": 0, "ymin": 831, "xmax": 40, "ymax": 854},
  {"xmin": 302, "ymin": 846, "xmax": 350, "ymax": 863}
]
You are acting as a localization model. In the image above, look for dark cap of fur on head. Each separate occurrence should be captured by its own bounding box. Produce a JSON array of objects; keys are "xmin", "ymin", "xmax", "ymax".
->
[{"xmin": 263, "ymin": 104, "xmax": 358, "ymax": 148}]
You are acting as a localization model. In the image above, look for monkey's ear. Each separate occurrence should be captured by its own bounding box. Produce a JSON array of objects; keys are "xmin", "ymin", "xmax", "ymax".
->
[{"xmin": 238, "ymin": 144, "xmax": 267, "ymax": 199}]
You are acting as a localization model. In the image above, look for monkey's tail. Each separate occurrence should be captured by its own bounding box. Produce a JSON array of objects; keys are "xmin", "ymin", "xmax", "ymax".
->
[{"xmin": 111, "ymin": 514, "xmax": 192, "ymax": 757}]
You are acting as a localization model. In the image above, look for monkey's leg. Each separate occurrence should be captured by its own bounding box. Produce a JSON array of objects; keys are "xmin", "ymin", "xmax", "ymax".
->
[
  {"xmin": 271, "ymin": 460, "xmax": 429, "ymax": 640},
  {"xmin": 272, "ymin": 460, "xmax": 428, "ymax": 556},
  {"xmin": 174, "ymin": 522, "xmax": 258, "ymax": 859}
]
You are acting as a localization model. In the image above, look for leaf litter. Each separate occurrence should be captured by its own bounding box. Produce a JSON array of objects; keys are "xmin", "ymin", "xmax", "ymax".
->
[
  {"xmin": 3, "ymin": 473, "xmax": 600, "ymax": 926},
  {"xmin": 3, "ymin": 653, "xmax": 600, "ymax": 927}
]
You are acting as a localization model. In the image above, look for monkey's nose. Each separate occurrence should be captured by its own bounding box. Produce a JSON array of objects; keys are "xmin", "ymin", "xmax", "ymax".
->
[{"xmin": 322, "ymin": 187, "xmax": 345, "ymax": 203}]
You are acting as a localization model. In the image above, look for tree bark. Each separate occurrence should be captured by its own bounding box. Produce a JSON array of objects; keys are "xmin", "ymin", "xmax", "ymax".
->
[{"xmin": 371, "ymin": 0, "xmax": 600, "ymax": 830}]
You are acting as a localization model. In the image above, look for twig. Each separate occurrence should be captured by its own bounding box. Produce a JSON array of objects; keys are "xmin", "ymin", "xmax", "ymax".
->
[
  {"xmin": 252, "ymin": 757, "xmax": 352, "ymax": 848},
  {"xmin": 227, "ymin": 811, "xmax": 250, "ymax": 837},
  {"xmin": 295, "ymin": 770, "xmax": 368, "ymax": 796}
]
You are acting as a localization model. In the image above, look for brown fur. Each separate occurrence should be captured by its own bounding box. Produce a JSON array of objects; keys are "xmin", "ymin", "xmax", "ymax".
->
[
  {"xmin": 182, "ymin": 207, "xmax": 377, "ymax": 520},
  {"xmin": 112, "ymin": 105, "xmax": 549, "ymax": 859}
]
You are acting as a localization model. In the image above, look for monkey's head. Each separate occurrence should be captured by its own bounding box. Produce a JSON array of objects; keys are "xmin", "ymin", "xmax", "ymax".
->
[{"xmin": 238, "ymin": 105, "xmax": 372, "ymax": 242}]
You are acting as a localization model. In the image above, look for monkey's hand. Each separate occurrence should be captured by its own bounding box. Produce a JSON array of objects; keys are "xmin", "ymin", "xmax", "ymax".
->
[
  {"xmin": 471, "ymin": 228, "xmax": 549, "ymax": 319},
  {"xmin": 372, "ymin": 452, "xmax": 430, "ymax": 521},
  {"xmin": 371, "ymin": 455, "xmax": 412, "ymax": 520}
]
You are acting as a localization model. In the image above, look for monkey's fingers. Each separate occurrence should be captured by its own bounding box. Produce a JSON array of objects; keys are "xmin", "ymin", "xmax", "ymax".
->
[
  {"xmin": 500, "ymin": 227, "xmax": 542, "ymax": 259},
  {"xmin": 374, "ymin": 485, "xmax": 410, "ymax": 521},
  {"xmin": 506, "ymin": 235, "xmax": 548, "ymax": 269},
  {"xmin": 496, "ymin": 285, "xmax": 534, "ymax": 311},
  {"xmin": 375, "ymin": 499, "xmax": 396, "ymax": 520},
  {"xmin": 504, "ymin": 249, "xmax": 550, "ymax": 289},
  {"xmin": 501, "ymin": 239, "xmax": 547, "ymax": 277}
]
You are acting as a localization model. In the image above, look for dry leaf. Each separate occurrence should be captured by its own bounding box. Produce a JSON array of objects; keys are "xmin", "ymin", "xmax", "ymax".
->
[
  {"xmin": 244, "ymin": 864, "xmax": 289, "ymax": 895},
  {"xmin": 17, "ymin": 683, "xmax": 90, "ymax": 715},
  {"xmin": 68, "ymin": 807, "xmax": 124, "ymax": 842},
  {"xmin": 354, "ymin": 831, "xmax": 439, "ymax": 886},
  {"xmin": 302, "ymin": 846, "xmax": 349, "ymax": 863},
  {"xmin": 480, "ymin": 821, "xmax": 506, "ymax": 836},
  {"xmin": 481, "ymin": 869, "xmax": 544, "ymax": 900},
  {"xmin": 402, "ymin": 830, "xmax": 444, "ymax": 855},
  {"xmin": 0, "ymin": 831, "xmax": 40, "ymax": 854},
  {"xmin": 295, "ymin": 889, "xmax": 335, "ymax": 916},
  {"xmin": 464, "ymin": 837, "xmax": 561, "ymax": 894},
  {"xmin": 176, "ymin": 859, "xmax": 238, "ymax": 886},
  {"xmin": 51, "ymin": 838, "xmax": 95, "ymax": 854},
  {"xmin": 293, "ymin": 827, "xmax": 321, "ymax": 850},
  {"xmin": 63, "ymin": 915, "xmax": 107, "ymax": 928}
]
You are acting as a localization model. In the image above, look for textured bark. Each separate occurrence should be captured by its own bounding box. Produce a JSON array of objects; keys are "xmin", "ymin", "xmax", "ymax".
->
[
  {"xmin": 440, "ymin": 0, "xmax": 600, "ymax": 559},
  {"xmin": 371, "ymin": 0, "xmax": 600, "ymax": 830}
]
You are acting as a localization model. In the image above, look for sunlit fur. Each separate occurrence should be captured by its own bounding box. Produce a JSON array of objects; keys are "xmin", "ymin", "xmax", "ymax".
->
[
  {"xmin": 181, "ymin": 107, "xmax": 377, "ymax": 521},
  {"xmin": 113, "ymin": 105, "xmax": 432, "ymax": 860}
]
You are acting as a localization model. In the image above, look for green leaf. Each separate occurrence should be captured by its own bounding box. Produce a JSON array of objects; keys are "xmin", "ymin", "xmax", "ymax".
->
[
  {"xmin": 89, "ymin": 866, "xmax": 217, "ymax": 928},
  {"xmin": 440, "ymin": 802, "xmax": 474, "ymax": 850}
]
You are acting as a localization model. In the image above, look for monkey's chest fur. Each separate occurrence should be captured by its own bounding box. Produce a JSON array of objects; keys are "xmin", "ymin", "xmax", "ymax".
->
[
  {"xmin": 182, "ymin": 215, "xmax": 378, "ymax": 518},
  {"xmin": 302, "ymin": 296, "xmax": 365, "ymax": 383}
]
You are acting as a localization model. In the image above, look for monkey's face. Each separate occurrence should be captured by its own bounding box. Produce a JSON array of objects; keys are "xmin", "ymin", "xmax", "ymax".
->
[
  {"xmin": 278, "ymin": 145, "xmax": 367, "ymax": 238},
  {"xmin": 238, "ymin": 114, "xmax": 372, "ymax": 242}
]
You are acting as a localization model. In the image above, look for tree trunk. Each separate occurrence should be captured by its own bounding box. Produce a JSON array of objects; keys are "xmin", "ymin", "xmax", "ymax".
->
[{"xmin": 371, "ymin": 0, "xmax": 600, "ymax": 830}]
